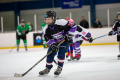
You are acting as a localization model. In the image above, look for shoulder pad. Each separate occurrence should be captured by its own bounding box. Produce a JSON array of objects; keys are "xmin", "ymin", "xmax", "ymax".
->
[{"xmin": 55, "ymin": 19, "xmax": 68, "ymax": 26}]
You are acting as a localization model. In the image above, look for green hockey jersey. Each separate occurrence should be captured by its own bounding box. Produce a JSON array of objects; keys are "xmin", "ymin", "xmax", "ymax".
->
[
  {"xmin": 17, "ymin": 24, "xmax": 32, "ymax": 36},
  {"xmin": 41, "ymin": 23, "xmax": 46, "ymax": 30}
]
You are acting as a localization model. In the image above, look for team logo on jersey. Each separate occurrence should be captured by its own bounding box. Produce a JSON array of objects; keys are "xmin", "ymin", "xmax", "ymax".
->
[
  {"xmin": 44, "ymin": 15, "xmax": 48, "ymax": 17},
  {"xmin": 21, "ymin": 30, "xmax": 25, "ymax": 34},
  {"xmin": 53, "ymin": 34, "xmax": 63, "ymax": 39},
  {"xmin": 36, "ymin": 36, "xmax": 42, "ymax": 43},
  {"xmin": 82, "ymin": 31, "xmax": 86, "ymax": 35},
  {"xmin": 52, "ymin": 31, "xmax": 64, "ymax": 40},
  {"xmin": 117, "ymin": 27, "xmax": 120, "ymax": 34}
]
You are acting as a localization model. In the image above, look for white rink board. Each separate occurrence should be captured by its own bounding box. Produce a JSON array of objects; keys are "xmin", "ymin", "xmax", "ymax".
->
[{"xmin": 0, "ymin": 28, "xmax": 118, "ymax": 47}]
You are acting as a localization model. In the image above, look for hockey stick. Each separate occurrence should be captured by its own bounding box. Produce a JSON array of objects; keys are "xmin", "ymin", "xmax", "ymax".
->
[
  {"xmin": 93, "ymin": 34, "xmax": 108, "ymax": 40},
  {"xmin": 9, "ymin": 33, "xmax": 27, "ymax": 52},
  {"xmin": 14, "ymin": 39, "xmax": 65, "ymax": 77},
  {"xmin": 93, "ymin": 31, "xmax": 117, "ymax": 40},
  {"xmin": 53, "ymin": 60, "xmax": 58, "ymax": 65},
  {"xmin": 9, "ymin": 45, "xmax": 16, "ymax": 52}
]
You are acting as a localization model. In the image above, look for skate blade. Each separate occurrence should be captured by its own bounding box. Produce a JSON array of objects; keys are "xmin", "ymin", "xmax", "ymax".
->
[
  {"xmin": 118, "ymin": 57, "xmax": 120, "ymax": 60},
  {"xmin": 67, "ymin": 59, "xmax": 79, "ymax": 62},
  {"xmin": 54, "ymin": 75, "xmax": 59, "ymax": 78},
  {"xmin": 38, "ymin": 74, "xmax": 48, "ymax": 77},
  {"xmin": 67, "ymin": 57, "xmax": 73, "ymax": 61}
]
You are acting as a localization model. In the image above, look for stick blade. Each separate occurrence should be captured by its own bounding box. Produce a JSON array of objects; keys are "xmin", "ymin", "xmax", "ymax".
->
[{"xmin": 14, "ymin": 73, "xmax": 23, "ymax": 77}]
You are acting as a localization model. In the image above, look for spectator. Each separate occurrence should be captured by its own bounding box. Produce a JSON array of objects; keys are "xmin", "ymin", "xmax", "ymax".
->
[
  {"xmin": 79, "ymin": 16, "xmax": 89, "ymax": 29},
  {"xmin": 27, "ymin": 22, "xmax": 33, "ymax": 31},
  {"xmin": 93, "ymin": 18, "xmax": 102, "ymax": 28}
]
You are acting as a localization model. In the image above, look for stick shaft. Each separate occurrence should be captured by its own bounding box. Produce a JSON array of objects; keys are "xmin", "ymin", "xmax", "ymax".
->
[
  {"xmin": 94, "ymin": 34, "xmax": 108, "ymax": 40},
  {"xmin": 22, "ymin": 50, "xmax": 52, "ymax": 76},
  {"xmin": 9, "ymin": 45, "xmax": 16, "ymax": 52}
]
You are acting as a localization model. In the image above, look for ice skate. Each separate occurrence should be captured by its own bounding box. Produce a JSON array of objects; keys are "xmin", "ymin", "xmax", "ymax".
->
[
  {"xmin": 73, "ymin": 54, "xmax": 81, "ymax": 60},
  {"xmin": 54, "ymin": 65, "xmax": 62, "ymax": 76},
  {"xmin": 17, "ymin": 48, "xmax": 19, "ymax": 51},
  {"xmin": 39, "ymin": 66, "xmax": 53, "ymax": 76},
  {"xmin": 117, "ymin": 54, "xmax": 120, "ymax": 60},
  {"xmin": 17, "ymin": 46, "xmax": 19, "ymax": 51},
  {"xmin": 25, "ymin": 47, "xmax": 28, "ymax": 51}
]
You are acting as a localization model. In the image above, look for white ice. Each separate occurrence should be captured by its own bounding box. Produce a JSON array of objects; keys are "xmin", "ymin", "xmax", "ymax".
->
[{"xmin": 0, "ymin": 45, "xmax": 120, "ymax": 80}]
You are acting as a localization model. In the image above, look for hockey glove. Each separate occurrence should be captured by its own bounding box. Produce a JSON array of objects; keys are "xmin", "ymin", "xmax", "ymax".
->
[
  {"xmin": 21, "ymin": 34, "xmax": 26, "ymax": 39},
  {"xmin": 108, "ymin": 31, "xmax": 117, "ymax": 36},
  {"xmin": 25, "ymin": 30, "xmax": 29, "ymax": 34},
  {"xmin": 108, "ymin": 31, "xmax": 113, "ymax": 36},
  {"xmin": 87, "ymin": 35, "xmax": 93, "ymax": 43},
  {"xmin": 50, "ymin": 43, "xmax": 58, "ymax": 52},
  {"xmin": 65, "ymin": 33, "xmax": 73, "ymax": 42}
]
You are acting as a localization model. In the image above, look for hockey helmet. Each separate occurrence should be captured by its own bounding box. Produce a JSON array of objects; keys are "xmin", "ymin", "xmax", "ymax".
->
[
  {"xmin": 117, "ymin": 12, "xmax": 120, "ymax": 16},
  {"xmin": 44, "ymin": 10, "xmax": 56, "ymax": 21},
  {"xmin": 68, "ymin": 19, "xmax": 74, "ymax": 24},
  {"xmin": 20, "ymin": 19, "xmax": 25, "ymax": 23}
]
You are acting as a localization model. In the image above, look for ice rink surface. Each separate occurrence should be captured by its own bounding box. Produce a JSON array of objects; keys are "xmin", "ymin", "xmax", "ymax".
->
[{"xmin": 0, "ymin": 45, "xmax": 120, "ymax": 80}]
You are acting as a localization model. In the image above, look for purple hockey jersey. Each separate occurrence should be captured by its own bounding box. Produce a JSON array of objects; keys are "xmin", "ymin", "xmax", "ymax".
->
[{"xmin": 42, "ymin": 19, "xmax": 77, "ymax": 46}]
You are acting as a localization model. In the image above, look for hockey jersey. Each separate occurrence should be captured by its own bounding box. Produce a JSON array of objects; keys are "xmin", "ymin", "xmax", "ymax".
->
[
  {"xmin": 41, "ymin": 23, "xmax": 46, "ymax": 30},
  {"xmin": 42, "ymin": 19, "xmax": 77, "ymax": 46},
  {"xmin": 17, "ymin": 24, "xmax": 32, "ymax": 36},
  {"xmin": 72, "ymin": 25, "xmax": 91, "ymax": 43},
  {"xmin": 112, "ymin": 21, "xmax": 120, "ymax": 35},
  {"xmin": 112, "ymin": 20, "xmax": 120, "ymax": 41}
]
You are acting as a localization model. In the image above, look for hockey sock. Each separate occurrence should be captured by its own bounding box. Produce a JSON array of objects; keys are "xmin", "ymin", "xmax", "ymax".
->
[
  {"xmin": 70, "ymin": 44, "xmax": 73, "ymax": 51},
  {"xmin": 23, "ymin": 40, "xmax": 27, "ymax": 48},
  {"xmin": 17, "ymin": 39, "xmax": 20, "ymax": 48},
  {"xmin": 16, "ymin": 39, "xmax": 20, "ymax": 51},
  {"xmin": 46, "ymin": 61, "xmax": 53, "ymax": 69},
  {"xmin": 43, "ymin": 39, "xmax": 46, "ymax": 46},
  {"xmin": 57, "ymin": 57, "xmax": 64, "ymax": 67},
  {"xmin": 17, "ymin": 39, "xmax": 20, "ymax": 45},
  {"xmin": 70, "ymin": 44, "xmax": 73, "ymax": 57}
]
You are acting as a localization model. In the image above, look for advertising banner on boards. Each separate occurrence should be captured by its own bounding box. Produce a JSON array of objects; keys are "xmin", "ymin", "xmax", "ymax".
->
[
  {"xmin": 33, "ymin": 33, "xmax": 43, "ymax": 45},
  {"xmin": 62, "ymin": 0, "xmax": 82, "ymax": 9}
]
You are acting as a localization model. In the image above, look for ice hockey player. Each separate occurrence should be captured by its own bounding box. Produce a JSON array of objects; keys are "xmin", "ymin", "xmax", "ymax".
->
[
  {"xmin": 108, "ymin": 12, "xmax": 120, "ymax": 59},
  {"xmin": 39, "ymin": 10, "xmax": 77, "ymax": 76},
  {"xmin": 65, "ymin": 19, "xmax": 93, "ymax": 60},
  {"xmin": 41, "ymin": 22, "xmax": 49, "ymax": 48},
  {"xmin": 72, "ymin": 25, "xmax": 93, "ymax": 60},
  {"xmin": 16, "ymin": 19, "xmax": 32, "ymax": 51}
]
